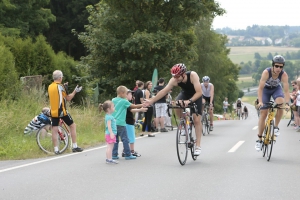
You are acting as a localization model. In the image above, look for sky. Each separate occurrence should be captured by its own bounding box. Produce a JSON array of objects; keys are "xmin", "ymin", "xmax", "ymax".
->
[{"xmin": 212, "ymin": 0, "xmax": 299, "ymax": 30}]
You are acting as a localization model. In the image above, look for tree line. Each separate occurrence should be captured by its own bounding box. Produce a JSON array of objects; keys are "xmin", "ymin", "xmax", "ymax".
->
[{"xmin": 0, "ymin": 0, "xmax": 242, "ymax": 113}]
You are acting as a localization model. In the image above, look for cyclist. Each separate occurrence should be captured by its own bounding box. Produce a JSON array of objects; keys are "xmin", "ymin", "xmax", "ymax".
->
[
  {"xmin": 243, "ymin": 106, "xmax": 248, "ymax": 119},
  {"xmin": 201, "ymin": 76, "xmax": 214, "ymax": 131},
  {"xmin": 255, "ymin": 55, "xmax": 290, "ymax": 151},
  {"xmin": 143, "ymin": 63, "xmax": 203, "ymax": 156},
  {"xmin": 235, "ymin": 98, "xmax": 243, "ymax": 119},
  {"xmin": 48, "ymin": 70, "xmax": 84, "ymax": 154}
]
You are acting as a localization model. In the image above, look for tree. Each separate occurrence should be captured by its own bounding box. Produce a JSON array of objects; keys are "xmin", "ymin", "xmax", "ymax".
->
[
  {"xmin": 254, "ymin": 52, "xmax": 261, "ymax": 60},
  {"xmin": 0, "ymin": 0, "xmax": 55, "ymax": 38},
  {"xmin": 76, "ymin": 0, "xmax": 225, "ymax": 99},
  {"xmin": 43, "ymin": 0, "xmax": 99, "ymax": 60},
  {"xmin": 267, "ymin": 52, "xmax": 273, "ymax": 60}
]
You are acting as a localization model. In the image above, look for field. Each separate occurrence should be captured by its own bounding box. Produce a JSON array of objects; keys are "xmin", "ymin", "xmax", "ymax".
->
[{"xmin": 228, "ymin": 46, "xmax": 300, "ymax": 64}]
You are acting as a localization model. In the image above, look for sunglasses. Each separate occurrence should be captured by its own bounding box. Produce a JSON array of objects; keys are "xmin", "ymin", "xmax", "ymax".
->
[
  {"xmin": 292, "ymin": 85, "xmax": 296, "ymax": 86},
  {"xmin": 274, "ymin": 65, "xmax": 284, "ymax": 69}
]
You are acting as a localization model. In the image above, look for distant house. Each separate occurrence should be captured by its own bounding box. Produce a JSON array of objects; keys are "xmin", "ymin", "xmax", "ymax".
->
[{"xmin": 274, "ymin": 38, "xmax": 283, "ymax": 45}]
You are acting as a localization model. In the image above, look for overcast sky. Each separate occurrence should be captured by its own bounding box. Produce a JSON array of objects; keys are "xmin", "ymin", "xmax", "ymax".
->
[{"xmin": 212, "ymin": 0, "xmax": 299, "ymax": 30}]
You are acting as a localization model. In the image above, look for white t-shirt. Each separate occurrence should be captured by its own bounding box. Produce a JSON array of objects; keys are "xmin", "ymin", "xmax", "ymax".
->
[
  {"xmin": 223, "ymin": 101, "xmax": 228, "ymax": 108},
  {"xmin": 296, "ymin": 91, "xmax": 300, "ymax": 106}
]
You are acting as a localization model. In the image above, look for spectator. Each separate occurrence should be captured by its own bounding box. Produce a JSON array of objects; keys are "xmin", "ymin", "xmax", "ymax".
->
[
  {"xmin": 99, "ymin": 101, "xmax": 118, "ymax": 164},
  {"xmin": 48, "ymin": 70, "xmax": 83, "ymax": 154},
  {"xmin": 153, "ymin": 78, "xmax": 168, "ymax": 132},
  {"xmin": 140, "ymin": 81, "xmax": 155, "ymax": 137},
  {"xmin": 223, "ymin": 97, "xmax": 229, "ymax": 119},
  {"xmin": 165, "ymin": 89, "xmax": 173, "ymax": 128},
  {"xmin": 24, "ymin": 107, "xmax": 51, "ymax": 135},
  {"xmin": 123, "ymin": 90, "xmax": 147, "ymax": 157},
  {"xmin": 111, "ymin": 86, "xmax": 144, "ymax": 160},
  {"xmin": 133, "ymin": 80, "xmax": 139, "ymax": 91},
  {"xmin": 134, "ymin": 81, "xmax": 144, "ymax": 122}
]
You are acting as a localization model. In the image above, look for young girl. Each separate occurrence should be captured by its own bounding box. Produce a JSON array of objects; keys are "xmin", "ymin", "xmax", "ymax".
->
[{"xmin": 99, "ymin": 101, "xmax": 118, "ymax": 164}]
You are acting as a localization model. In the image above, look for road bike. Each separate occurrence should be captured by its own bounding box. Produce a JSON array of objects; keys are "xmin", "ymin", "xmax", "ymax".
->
[
  {"xmin": 261, "ymin": 101, "xmax": 283, "ymax": 161},
  {"xmin": 167, "ymin": 102, "xmax": 199, "ymax": 166},
  {"xmin": 236, "ymin": 108, "xmax": 242, "ymax": 120},
  {"xmin": 36, "ymin": 119, "xmax": 70, "ymax": 154},
  {"xmin": 201, "ymin": 103, "xmax": 210, "ymax": 136}
]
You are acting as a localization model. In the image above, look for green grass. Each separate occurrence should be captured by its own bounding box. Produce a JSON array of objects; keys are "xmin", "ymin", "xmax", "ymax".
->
[
  {"xmin": 229, "ymin": 46, "xmax": 300, "ymax": 64},
  {"xmin": 0, "ymin": 88, "xmax": 106, "ymax": 160}
]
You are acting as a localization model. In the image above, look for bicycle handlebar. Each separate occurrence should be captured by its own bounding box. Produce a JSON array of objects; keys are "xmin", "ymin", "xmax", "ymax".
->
[
  {"xmin": 167, "ymin": 100, "xmax": 199, "ymax": 117},
  {"xmin": 263, "ymin": 101, "xmax": 286, "ymax": 109}
]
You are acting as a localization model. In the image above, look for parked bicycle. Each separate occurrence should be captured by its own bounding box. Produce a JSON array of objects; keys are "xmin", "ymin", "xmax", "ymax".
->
[
  {"xmin": 261, "ymin": 101, "xmax": 284, "ymax": 161},
  {"xmin": 36, "ymin": 119, "xmax": 70, "ymax": 154},
  {"xmin": 167, "ymin": 101, "xmax": 199, "ymax": 166},
  {"xmin": 201, "ymin": 103, "xmax": 210, "ymax": 136}
]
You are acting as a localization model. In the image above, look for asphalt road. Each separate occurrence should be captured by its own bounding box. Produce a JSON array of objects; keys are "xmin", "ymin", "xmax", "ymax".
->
[{"xmin": 1, "ymin": 104, "xmax": 300, "ymax": 200}]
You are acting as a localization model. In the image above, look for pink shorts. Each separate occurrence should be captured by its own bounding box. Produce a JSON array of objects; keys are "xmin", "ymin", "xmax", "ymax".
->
[{"xmin": 105, "ymin": 134, "xmax": 116, "ymax": 144}]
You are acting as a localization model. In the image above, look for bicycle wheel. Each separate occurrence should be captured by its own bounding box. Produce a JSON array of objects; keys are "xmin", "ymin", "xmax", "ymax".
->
[
  {"xmin": 266, "ymin": 121, "xmax": 275, "ymax": 161},
  {"xmin": 36, "ymin": 124, "xmax": 69, "ymax": 154},
  {"xmin": 206, "ymin": 115, "xmax": 210, "ymax": 135},
  {"xmin": 189, "ymin": 124, "xmax": 197, "ymax": 161},
  {"xmin": 176, "ymin": 122, "xmax": 188, "ymax": 165},
  {"xmin": 202, "ymin": 113, "xmax": 206, "ymax": 136},
  {"xmin": 261, "ymin": 125, "xmax": 268, "ymax": 157}
]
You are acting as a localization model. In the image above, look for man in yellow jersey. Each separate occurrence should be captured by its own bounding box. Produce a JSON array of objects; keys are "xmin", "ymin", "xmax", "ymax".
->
[{"xmin": 48, "ymin": 70, "xmax": 83, "ymax": 154}]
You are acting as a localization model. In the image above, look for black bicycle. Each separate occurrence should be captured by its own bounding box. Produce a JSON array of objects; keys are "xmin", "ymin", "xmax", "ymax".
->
[
  {"xmin": 201, "ymin": 103, "xmax": 210, "ymax": 136},
  {"xmin": 167, "ymin": 101, "xmax": 199, "ymax": 165}
]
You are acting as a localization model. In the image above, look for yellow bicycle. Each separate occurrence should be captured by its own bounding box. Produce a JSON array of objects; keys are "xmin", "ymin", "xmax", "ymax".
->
[{"xmin": 261, "ymin": 101, "xmax": 283, "ymax": 161}]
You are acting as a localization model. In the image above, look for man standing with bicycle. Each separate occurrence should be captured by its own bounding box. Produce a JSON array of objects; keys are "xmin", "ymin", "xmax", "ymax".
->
[
  {"xmin": 255, "ymin": 55, "xmax": 290, "ymax": 151},
  {"xmin": 143, "ymin": 63, "xmax": 203, "ymax": 156},
  {"xmin": 48, "ymin": 70, "xmax": 83, "ymax": 154}
]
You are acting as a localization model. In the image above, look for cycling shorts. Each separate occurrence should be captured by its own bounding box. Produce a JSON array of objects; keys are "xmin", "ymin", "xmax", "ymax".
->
[
  {"xmin": 175, "ymin": 92, "xmax": 202, "ymax": 115},
  {"xmin": 202, "ymin": 95, "xmax": 214, "ymax": 107},
  {"xmin": 51, "ymin": 114, "xmax": 74, "ymax": 126},
  {"xmin": 261, "ymin": 86, "xmax": 284, "ymax": 110}
]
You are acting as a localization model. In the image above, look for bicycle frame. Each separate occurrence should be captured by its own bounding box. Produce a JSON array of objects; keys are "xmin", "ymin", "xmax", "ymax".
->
[{"xmin": 263, "ymin": 108, "xmax": 276, "ymax": 144}]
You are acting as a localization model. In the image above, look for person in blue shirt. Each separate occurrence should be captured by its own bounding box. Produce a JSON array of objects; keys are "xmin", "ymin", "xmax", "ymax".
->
[
  {"xmin": 100, "ymin": 100, "xmax": 118, "ymax": 164},
  {"xmin": 112, "ymin": 86, "xmax": 144, "ymax": 160}
]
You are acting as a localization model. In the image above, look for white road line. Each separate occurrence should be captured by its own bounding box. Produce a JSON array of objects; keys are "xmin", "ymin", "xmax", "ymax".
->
[
  {"xmin": 228, "ymin": 141, "xmax": 245, "ymax": 153},
  {"xmin": 0, "ymin": 131, "xmax": 166, "ymax": 174},
  {"xmin": 252, "ymin": 126, "xmax": 258, "ymax": 130}
]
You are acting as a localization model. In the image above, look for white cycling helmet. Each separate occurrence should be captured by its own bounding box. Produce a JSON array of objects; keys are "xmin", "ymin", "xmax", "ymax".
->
[
  {"xmin": 238, "ymin": 98, "xmax": 241, "ymax": 101},
  {"xmin": 202, "ymin": 76, "xmax": 210, "ymax": 82}
]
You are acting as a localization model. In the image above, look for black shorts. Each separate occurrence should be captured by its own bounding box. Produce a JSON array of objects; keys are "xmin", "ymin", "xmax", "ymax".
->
[
  {"xmin": 202, "ymin": 95, "xmax": 214, "ymax": 107},
  {"xmin": 51, "ymin": 114, "xmax": 74, "ymax": 126},
  {"xmin": 175, "ymin": 92, "xmax": 202, "ymax": 115}
]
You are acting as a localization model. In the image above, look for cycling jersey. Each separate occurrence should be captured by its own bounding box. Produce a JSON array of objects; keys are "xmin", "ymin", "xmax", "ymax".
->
[
  {"xmin": 178, "ymin": 71, "xmax": 196, "ymax": 96},
  {"xmin": 236, "ymin": 101, "xmax": 242, "ymax": 108},
  {"xmin": 264, "ymin": 67, "xmax": 284, "ymax": 88},
  {"xmin": 201, "ymin": 83, "xmax": 212, "ymax": 97},
  {"xmin": 48, "ymin": 82, "xmax": 69, "ymax": 118}
]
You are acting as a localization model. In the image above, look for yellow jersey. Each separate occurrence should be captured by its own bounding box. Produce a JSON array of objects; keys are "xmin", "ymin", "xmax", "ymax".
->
[{"xmin": 48, "ymin": 82, "xmax": 68, "ymax": 117}]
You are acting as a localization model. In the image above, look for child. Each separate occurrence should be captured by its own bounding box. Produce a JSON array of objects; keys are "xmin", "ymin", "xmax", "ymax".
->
[
  {"xmin": 112, "ymin": 86, "xmax": 145, "ymax": 160},
  {"xmin": 100, "ymin": 101, "xmax": 118, "ymax": 164},
  {"xmin": 122, "ymin": 90, "xmax": 147, "ymax": 157},
  {"xmin": 24, "ymin": 107, "xmax": 51, "ymax": 135}
]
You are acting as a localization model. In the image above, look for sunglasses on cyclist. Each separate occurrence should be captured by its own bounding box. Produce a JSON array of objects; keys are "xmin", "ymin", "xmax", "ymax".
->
[{"xmin": 274, "ymin": 65, "xmax": 284, "ymax": 69}]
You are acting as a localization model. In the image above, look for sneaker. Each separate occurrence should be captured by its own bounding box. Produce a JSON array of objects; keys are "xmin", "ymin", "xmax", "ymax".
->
[
  {"xmin": 154, "ymin": 128, "xmax": 159, "ymax": 132},
  {"xmin": 194, "ymin": 147, "xmax": 201, "ymax": 156},
  {"xmin": 72, "ymin": 147, "xmax": 83, "ymax": 152},
  {"xmin": 160, "ymin": 128, "xmax": 168, "ymax": 132},
  {"xmin": 122, "ymin": 152, "xmax": 125, "ymax": 157},
  {"xmin": 297, "ymin": 127, "xmax": 300, "ymax": 132},
  {"xmin": 140, "ymin": 134, "xmax": 144, "ymax": 136},
  {"xmin": 210, "ymin": 125, "xmax": 213, "ymax": 131},
  {"xmin": 148, "ymin": 134, "xmax": 155, "ymax": 137},
  {"xmin": 106, "ymin": 159, "xmax": 119, "ymax": 164},
  {"xmin": 181, "ymin": 129, "xmax": 186, "ymax": 136},
  {"xmin": 131, "ymin": 151, "xmax": 141, "ymax": 157},
  {"xmin": 54, "ymin": 151, "xmax": 61, "ymax": 155},
  {"xmin": 112, "ymin": 156, "xmax": 119, "ymax": 159},
  {"xmin": 295, "ymin": 126, "xmax": 300, "ymax": 131},
  {"xmin": 125, "ymin": 155, "xmax": 137, "ymax": 160},
  {"xmin": 255, "ymin": 140, "xmax": 262, "ymax": 152},
  {"xmin": 274, "ymin": 127, "xmax": 280, "ymax": 136}
]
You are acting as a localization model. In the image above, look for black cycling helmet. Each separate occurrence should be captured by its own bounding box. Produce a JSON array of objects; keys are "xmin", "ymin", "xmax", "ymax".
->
[{"xmin": 272, "ymin": 55, "xmax": 285, "ymax": 66}]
